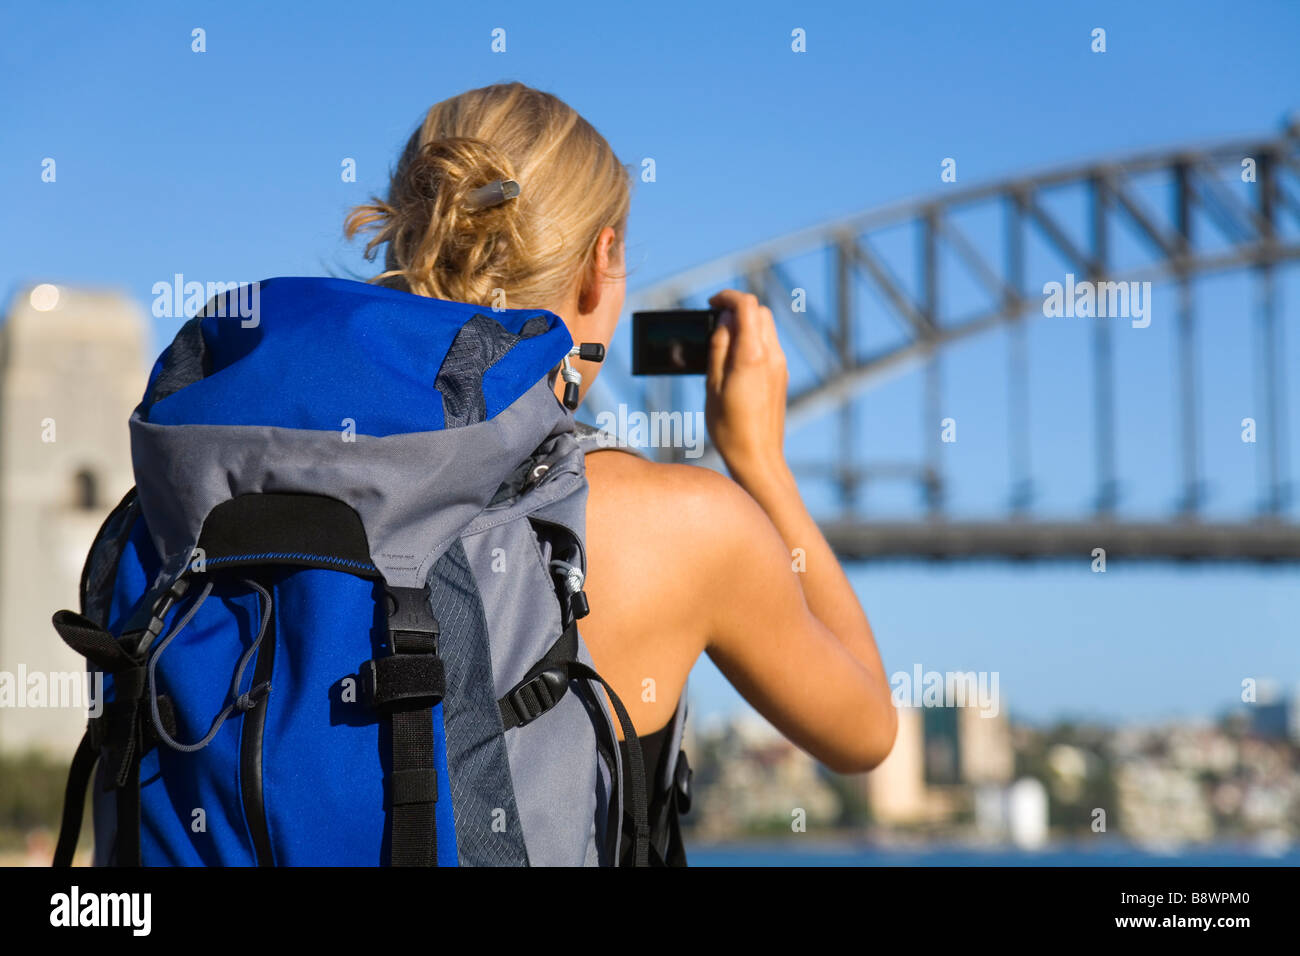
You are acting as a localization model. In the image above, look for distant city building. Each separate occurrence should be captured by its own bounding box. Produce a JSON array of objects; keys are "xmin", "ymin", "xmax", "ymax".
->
[
  {"xmin": 865, "ymin": 707, "xmax": 929, "ymax": 824},
  {"xmin": 1250, "ymin": 685, "xmax": 1300, "ymax": 743},
  {"xmin": 958, "ymin": 704, "xmax": 1015, "ymax": 784},
  {"xmin": 690, "ymin": 713, "xmax": 841, "ymax": 838},
  {"xmin": 688, "ymin": 702, "xmax": 1298, "ymax": 848},
  {"xmin": 1006, "ymin": 778, "xmax": 1049, "ymax": 849},
  {"xmin": 866, "ymin": 699, "xmax": 1014, "ymax": 826},
  {"xmin": 1115, "ymin": 758, "xmax": 1216, "ymax": 845},
  {"xmin": 974, "ymin": 777, "xmax": 1051, "ymax": 848},
  {"xmin": 0, "ymin": 284, "xmax": 147, "ymax": 755}
]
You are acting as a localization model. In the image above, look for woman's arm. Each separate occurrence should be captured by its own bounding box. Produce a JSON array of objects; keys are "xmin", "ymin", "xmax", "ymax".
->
[
  {"xmin": 582, "ymin": 289, "xmax": 896, "ymax": 769},
  {"xmin": 698, "ymin": 289, "xmax": 897, "ymax": 772}
]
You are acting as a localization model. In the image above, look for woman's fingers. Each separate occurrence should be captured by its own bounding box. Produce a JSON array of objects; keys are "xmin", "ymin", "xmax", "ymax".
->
[
  {"xmin": 757, "ymin": 304, "xmax": 780, "ymax": 364},
  {"xmin": 707, "ymin": 308, "xmax": 732, "ymax": 389},
  {"xmin": 709, "ymin": 289, "xmax": 764, "ymax": 367}
]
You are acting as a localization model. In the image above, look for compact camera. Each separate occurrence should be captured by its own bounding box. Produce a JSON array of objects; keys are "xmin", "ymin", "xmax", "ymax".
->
[{"xmin": 630, "ymin": 309, "xmax": 721, "ymax": 376}]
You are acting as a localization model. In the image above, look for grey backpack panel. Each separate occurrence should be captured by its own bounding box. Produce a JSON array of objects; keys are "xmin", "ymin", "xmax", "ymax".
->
[
  {"xmin": 457, "ymin": 425, "xmax": 623, "ymax": 865},
  {"xmin": 128, "ymin": 378, "xmax": 570, "ymax": 587},
  {"xmin": 427, "ymin": 540, "xmax": 529, "ymax": 866},
  {"xmin": 462, "ymin": 518, "xmax": 614, "ymax": 866}
]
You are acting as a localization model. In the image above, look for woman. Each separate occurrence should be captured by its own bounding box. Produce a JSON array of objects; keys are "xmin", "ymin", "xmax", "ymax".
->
[{"xmin": 345, "ymin": 81, "xmax": 897, "ymax": 861}]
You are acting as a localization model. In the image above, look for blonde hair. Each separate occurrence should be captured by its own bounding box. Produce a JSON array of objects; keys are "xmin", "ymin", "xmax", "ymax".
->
[{"xmin": 345, "ymin": 82, "xmax": 631, "ymax": 309}]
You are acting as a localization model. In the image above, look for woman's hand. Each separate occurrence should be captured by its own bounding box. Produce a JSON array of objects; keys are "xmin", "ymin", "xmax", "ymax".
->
[
  {"xmin": 705, "ymin": 289, "xmax": 791, "ymax": 488},
  {"xmin": 586, "ymin": 287, "xmax": 896, "ymax": 772}
]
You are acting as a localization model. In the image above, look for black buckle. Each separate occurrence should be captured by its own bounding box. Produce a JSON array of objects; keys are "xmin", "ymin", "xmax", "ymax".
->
[
  {"xmin": 673, "ymin": 750, "xmax": 693, "ymax": 814},
  {"xmin": 384, "ymin": 585, "xmax": 440, "ymax": 652},
  {"xmin": 503, "ymin": 666, "xmax": 569, "ymax": 728},
  {"xmin": 136, "ymin": 578, "xmax": 193, "ymax": 651},
  {"xmin": 361, "ymin": 584, "xmax": 444, "ymax": 713}
]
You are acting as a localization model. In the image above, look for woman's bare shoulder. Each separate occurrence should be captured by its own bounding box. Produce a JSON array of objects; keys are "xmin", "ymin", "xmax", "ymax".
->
[
  {"xmin": 582, "ymin": 449, "xmax": 776, "ymax": 605},
  {"xmin": 583, "ymin": 449, "xmax": 755, "ymax": 539},
  {"xmin": 581, "ymin": 450, "xmax": 761, "ymax": 671}
]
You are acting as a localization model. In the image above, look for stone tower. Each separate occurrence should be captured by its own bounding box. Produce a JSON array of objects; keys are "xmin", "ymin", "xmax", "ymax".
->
[{"xmin": 0, "ymin": 283, "xmax": 148, "ymax": 756}]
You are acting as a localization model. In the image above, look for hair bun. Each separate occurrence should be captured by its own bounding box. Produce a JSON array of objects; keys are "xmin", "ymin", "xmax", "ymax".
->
[
  {"xmin": 344, "ymin": 82, "xmax": 630, "ymax": 308},
  {"xmin": 360, "ymin": 136, "xmax": 527, "ymax": 295},
  {"xmin": 404, "ymin": 136, "xmax": 519, "ymax": 216}
]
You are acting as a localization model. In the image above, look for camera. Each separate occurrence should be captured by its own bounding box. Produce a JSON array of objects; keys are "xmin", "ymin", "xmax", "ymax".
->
[{"xmin": 630, "ymin": 309, "xmax": 720, "ymax": 376}]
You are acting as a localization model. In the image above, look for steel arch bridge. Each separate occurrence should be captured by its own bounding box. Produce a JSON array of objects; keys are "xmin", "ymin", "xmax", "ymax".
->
[{"xmin": 587, "ymin": 121, "xmax": 1300, "ymax": 561}]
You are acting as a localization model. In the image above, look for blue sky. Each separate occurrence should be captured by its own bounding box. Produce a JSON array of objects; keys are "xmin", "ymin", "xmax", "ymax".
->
[{"xmin": 3, "ymin": 0, "xmax": 1298, "ymax": 728}]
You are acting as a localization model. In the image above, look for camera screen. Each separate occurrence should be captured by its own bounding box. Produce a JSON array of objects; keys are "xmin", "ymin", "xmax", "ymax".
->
[{"xmin": 631, "ymin": 310, "xmax": 718, "ymax": 375}]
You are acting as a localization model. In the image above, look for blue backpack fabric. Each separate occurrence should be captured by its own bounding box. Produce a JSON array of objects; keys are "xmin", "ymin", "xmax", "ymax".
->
[{"xmin": 50, "ymin": 276, "xmax": 657, "ymax": 867}]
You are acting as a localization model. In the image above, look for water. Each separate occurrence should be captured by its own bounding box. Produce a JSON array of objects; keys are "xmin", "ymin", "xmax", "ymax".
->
[{"xmin": 688, "ymin": 843, "xmax": 1300, "ymax": 867}]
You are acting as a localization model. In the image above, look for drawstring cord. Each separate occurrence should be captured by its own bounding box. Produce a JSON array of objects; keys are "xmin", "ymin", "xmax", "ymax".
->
[{"xmin": 149, "ymin": 577, "xmax": 273, "ymax": 753}]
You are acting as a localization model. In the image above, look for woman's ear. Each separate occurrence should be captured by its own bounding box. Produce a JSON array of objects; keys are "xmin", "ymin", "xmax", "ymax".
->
[{"xmin": 577, "ymin": 226, "xmax": 619, "ymax": 314}]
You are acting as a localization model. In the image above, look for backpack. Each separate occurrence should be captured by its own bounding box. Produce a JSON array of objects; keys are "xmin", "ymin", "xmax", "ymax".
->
[{"xmin": 49, "ymin": 275, "xmax": 667, "ymax": 867}]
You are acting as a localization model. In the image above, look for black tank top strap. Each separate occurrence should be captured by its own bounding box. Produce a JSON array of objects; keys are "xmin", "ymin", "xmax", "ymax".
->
[{"xmin": 619, "ymin": 722, "xmax": 671, "ymax": 792}]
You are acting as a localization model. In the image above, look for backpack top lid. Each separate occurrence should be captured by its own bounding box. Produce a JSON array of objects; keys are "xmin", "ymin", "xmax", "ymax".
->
[
  {"xmin": 129, "ymin": 276, "xmax": 578, "ymax": 588},
  {"xmin": 141, "ymin": 276, "xmax": 573, "ymax": 434}
]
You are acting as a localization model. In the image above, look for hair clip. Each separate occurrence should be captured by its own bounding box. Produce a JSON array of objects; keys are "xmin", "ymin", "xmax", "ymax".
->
[{"xmin": 466, "ymin": 178, "xmax": 521, "ymax": 210}]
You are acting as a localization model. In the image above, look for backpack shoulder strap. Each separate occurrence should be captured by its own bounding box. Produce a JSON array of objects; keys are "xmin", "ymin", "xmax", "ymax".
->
[{"xmin": 496, "ymin": 621, "xmax": 652, "ymax": 866}]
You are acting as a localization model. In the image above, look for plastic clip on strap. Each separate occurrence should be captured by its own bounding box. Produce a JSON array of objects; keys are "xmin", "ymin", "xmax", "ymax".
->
[
  {"xmin": 362, "ymin": 584, "xmax": 444, "ymax": 867},
  {"xmin": 501, "ymin": 666, "xmax": 569, "ymax": 729},
  {"xmin": 496, "ymin": 623, "xmax": 651, "ymax": 866}
]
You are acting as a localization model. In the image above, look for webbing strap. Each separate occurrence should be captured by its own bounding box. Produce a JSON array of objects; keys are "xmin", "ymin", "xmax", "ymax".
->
[
  {"xmin": 370, "ymin": 585, "xmax": 443, "ymax": 868},
  {"xmin": 53, "ymin": 729, "xmax": 98, "ymax": 867},
  {"xmin": 51, "ymin": 696, "xmax": 179, "ymax": 867},
  {"xmin": 116, "ymin": 765, "xmax": 142, "ymax": 866},
  {"xmin": 51, "ymin": 609, "xmax": 134, "ymax": 672},
  {"xmin": 388, "ymin": 704, "xmax": 437, "ymax": 866},
  {"xmin": 568, "ymin": 661, "xmax": 650, "ymax": 867},
  {"xmin": 496, "ymin": 624, "xmax": 651, "ymax": 867},
  {"xmin": 51, "ymin": 608, "xmax": 157, "ymax": 867}
]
